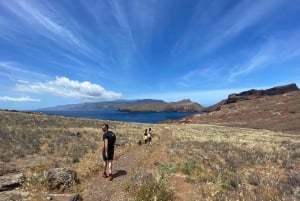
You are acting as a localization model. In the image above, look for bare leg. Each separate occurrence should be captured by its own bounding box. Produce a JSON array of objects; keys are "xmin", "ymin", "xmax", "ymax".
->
[
  {"xmin": 103, "ymin": 160, "xmax": 108, "ymax": 177},
  {"xmin": 108, "ymin": 160, "xmax": 113, "ymax": 175},
  {"xmin": 108, "ymin": 160, "xmax": 113, "ymax": 180}
]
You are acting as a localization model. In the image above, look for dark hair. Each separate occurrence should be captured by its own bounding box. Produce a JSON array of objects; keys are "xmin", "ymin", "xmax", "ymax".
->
[{"xmin": 102, "ymin": 124, "xmax": 109, "ymax": 129}]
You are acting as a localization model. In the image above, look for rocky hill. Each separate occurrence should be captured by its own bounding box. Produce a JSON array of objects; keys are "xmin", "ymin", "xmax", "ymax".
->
[
  {"xmin": 165, "ymin": 84, "xmax": 300, "ymax": 134},
  {"xmin": 118, "ymin": 99, "xmax": 205, "ymax": 112},
  {"xmin": 205, "ymin": 83, "xmax": 299, "ymax": 112}
]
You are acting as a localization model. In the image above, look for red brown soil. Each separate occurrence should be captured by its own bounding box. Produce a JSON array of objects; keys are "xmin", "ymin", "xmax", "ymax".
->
[{"xmin": 170, "ymin": 91, "xmax": 300, "ymax": 134}]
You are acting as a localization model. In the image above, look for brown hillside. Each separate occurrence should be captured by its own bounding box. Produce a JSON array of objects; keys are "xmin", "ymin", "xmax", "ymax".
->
[
  {"xmin": 1, "ymin": 110, "xmax": 299, "ymax": 200},
  {"xmin": 169, "ymin": 91, "xmax": 300, "ymax": 134},
  {"xmin": 205, "ymin": 83, "xmax": 299, "ymax": 112}
]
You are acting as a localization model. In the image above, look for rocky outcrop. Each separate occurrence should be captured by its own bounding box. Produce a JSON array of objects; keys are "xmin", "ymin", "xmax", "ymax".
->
[
  {"xmin": 45, "ymin": 168, "xmax": 79, "ymax": 192},
  {"xmin": 0, "ymin": 173, "xmax": 25, "ymax": 191},
  {"xmin": 118, "ymin": 99, "xmax": 205, "ymax": 112},
  {"xmin": 205, "ymin": 83, "xmax": 299, "ymax": 112},
  {"xmin": 226, "ymin": 83, "xmax": 299, "ymax": 104},
  {"xmin": 46, "ymin": 193, "xmax": 82, "ymax": 201}
]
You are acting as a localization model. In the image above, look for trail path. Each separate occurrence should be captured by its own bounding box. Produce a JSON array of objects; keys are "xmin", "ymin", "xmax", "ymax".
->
[
  {"xmin": 81, "ymin": 127, "xmax": 191, "ymax": 201},
  {"xmin": 82, "ymin": 133, "xmax": 166, "ymax": 201},
  {"xmin": 82, "ymin": 144, "xmax": 147, "ymax": 201}
]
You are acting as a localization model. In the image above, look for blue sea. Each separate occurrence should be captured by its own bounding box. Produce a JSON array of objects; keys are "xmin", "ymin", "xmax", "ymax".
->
[{"xmin": 38, "ymin": 110, "xmax": 196, "ymax": 123}]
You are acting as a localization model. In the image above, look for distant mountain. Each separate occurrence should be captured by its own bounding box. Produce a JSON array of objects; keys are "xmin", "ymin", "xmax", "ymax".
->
[
  {"xmin": 39, "ymin": 99, "xmax": 205, "ymax": 113},
  {"xmin": 39, "ymin": 99, "xmax": 166, "ymax": 111},
  {"xmin": 118, "ymin": 99, "xmax": 205, "ymax": 112}
]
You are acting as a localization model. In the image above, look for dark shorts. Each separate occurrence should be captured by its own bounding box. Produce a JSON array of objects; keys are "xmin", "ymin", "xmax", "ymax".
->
[{"xmin": 102, "ymin": 150, "xmax": 114, "ymax": 160}]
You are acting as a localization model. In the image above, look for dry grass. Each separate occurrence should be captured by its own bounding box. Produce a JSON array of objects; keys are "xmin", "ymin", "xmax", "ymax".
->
[
  {"xmin": 1, "ymin": 110, "xmax": 299, "ymax": 201},
  {"xmin": 161, "ymin": 124, "xmax": 300, "ymax": 201}
]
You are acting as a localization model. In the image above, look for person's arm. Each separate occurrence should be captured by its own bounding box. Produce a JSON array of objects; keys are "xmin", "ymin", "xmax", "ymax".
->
[{"xmin": 104, "ymin": 138, "xmax": 108, "ymax": 157}]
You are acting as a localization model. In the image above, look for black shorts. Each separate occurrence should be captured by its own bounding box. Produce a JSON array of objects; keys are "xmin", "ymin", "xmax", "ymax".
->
[{"xmin": 102, "ymin": 150, "xmax": 114, "ymax": 160}]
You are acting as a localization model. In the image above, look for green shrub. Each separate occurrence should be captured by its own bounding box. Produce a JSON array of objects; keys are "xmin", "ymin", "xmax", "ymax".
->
[
  {"xmin": 130, "ymin": 177, "xmax": 174, "ymax": 201},
  {"xmin": 178, "ymin": 160, "xmax": 202, "ymax": 176}
]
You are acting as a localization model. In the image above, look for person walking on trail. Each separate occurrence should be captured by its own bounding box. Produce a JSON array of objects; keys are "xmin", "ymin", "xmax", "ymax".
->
[
  {"xmin": 147, "ymin": 128, "xmax": 153, "ymax": 145},
  {"xmin": 102, "ymin": 123, "xmax": 116, "ymax": 181},
  {"xmin": 143, "ymin": 129, "xmax": 148, "ymax": 144}
]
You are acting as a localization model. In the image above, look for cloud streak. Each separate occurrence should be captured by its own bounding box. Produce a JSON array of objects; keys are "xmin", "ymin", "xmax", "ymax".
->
[
  {"xmin": 16, "ymin": 76, "xmax": 122, "ymax": 101},
  {"xmin": 0, "ymin": 61, "xmax": 49, "ymax": 82},
  {"xmin": 0, "ymin": 96, "xmax": 40, "ymax": 102},
  {"xmin": 229, "ymin": 32, "xmax": 300, "ymax": 80}
]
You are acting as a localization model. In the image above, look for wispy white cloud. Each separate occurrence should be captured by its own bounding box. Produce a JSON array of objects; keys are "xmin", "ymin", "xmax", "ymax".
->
[
  {"xmin": 0, "ymin": 61, "xmax": 48, "ymax": 82},
  {"xmin": 205, "ymin": 0, "xmax": 284, "ymax": 52},
  {"xmin": 15, "ymin": 76, "xmax": 122, "ymax": 101},
  {"xmin": 223, "ymin": 0, "xmax": 282, "ymax": 36},
  {"xmin": 229, "ymin": 32, "xmax": 300, "ymax": 80},
  {"xmin": 0, "ymin": 96, "xmax": 40, "ymax": 102},
  {"xmin": 172, "ymin": 0, "xmax": 284, "ymax": 57},
  {"xmin": 0, "ymin": 0, "xmax": 91, "ymax": 56},
  {"xmin": 229, "ymin": 51, "xmax": 271, "ymax": 81}
]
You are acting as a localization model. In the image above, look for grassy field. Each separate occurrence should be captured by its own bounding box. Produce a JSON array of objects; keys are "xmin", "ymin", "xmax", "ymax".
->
[{"xmin": 0, "ymin": 110, "xmax": 299, "ymax": 200}]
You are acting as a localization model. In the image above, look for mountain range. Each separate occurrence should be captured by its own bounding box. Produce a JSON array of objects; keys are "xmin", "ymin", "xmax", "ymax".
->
[
  {"xmin": 40, "ymin": 99, "xmax": 204, "ymax": 112},
  {"xmin": 40, "ymin": 83, "xmax": 299, "ymax": 114}
]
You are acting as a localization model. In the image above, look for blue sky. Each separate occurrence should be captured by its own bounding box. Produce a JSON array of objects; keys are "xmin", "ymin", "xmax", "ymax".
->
[{"xmin": 0, "ymin": 0, "xmax": 299, "ymax": 110}]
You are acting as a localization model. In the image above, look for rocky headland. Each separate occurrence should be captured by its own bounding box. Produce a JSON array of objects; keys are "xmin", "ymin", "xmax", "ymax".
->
[
  {"xmin": 164, "ymin": 83, "xmax": 300, "ymax": 134},
  {"xmin": 118, "ymin": 99, "xmax": 205, "ymax": 112}
]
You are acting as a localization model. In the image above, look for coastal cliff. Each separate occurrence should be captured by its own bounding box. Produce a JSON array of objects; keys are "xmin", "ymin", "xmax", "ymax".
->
[{"xmin": 163, "ymin": 83, "xmax": 300, "ymax": 134}]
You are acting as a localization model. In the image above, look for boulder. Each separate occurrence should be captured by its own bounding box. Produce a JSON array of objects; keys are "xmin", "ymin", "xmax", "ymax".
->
[
  {"xmin": 45, "ymin": 168, "xmax": 79, "ymax": 192},
  {"xmin": 46, "ymin": 193, "xmax": 82, "ymax": 201},
  {"xmin": 0, "ymin": 173, "xmax": 25, "ymax": 191}
]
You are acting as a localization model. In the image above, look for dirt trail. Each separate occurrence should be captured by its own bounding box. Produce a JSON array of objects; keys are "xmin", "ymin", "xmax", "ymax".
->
[
  {"xmin": 81, "ymin": 144, "xmax": 142, "ymax": 200},
  {"xmin": 80, "ymin": 127, "xmax": 190, "ymax": 201},
  {"xmin": 82, "ymin": 136, "xmax": 166, "ymax": 200}
]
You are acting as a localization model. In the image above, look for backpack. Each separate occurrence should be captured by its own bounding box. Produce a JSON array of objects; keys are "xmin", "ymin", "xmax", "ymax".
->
[{"xmin": 106, "ymin": 131, "xmax": 116, "ymax": 147}]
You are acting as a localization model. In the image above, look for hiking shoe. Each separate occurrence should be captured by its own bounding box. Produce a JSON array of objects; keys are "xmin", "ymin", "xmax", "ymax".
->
[
  {"xmin": 102, "ymin": 172, "xmax": 108, "ymax": 178},
  {"xmin": 109, "ymin": 174, "xmax": 113, "ymax": 181}
]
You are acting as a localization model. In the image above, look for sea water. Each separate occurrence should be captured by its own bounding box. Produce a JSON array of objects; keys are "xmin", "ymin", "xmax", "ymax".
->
[{"xmin": 38, "ymin": 110, "xmax": 196, "ymax": 123}]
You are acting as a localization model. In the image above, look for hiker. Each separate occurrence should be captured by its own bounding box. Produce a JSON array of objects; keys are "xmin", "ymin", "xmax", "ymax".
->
[
  {"xmin": 101, "ymin": 123, "xmax": 116, "ymax": 181},
  {"xmin": 143, "ymin": 129, "xmax": 148, "ymax": 144},
  {"xmin": 147, "ymin": 128, "xmax": 153, "ymax": 145}
]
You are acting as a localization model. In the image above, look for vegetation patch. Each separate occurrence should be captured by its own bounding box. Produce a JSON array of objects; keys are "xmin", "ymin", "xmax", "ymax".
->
[{"xmin": 128, "ymin": 176, "xmax": 174, "ymax": 201}]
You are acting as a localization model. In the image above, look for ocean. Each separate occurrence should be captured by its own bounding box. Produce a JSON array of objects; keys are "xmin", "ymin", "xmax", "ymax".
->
[{"xmin": 38, "ymin": 110, "xmax": 196, "ymax": 123}]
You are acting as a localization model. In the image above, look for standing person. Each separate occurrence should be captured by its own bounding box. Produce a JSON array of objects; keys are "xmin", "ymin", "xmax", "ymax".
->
[
  {"xmin": 143, "ymin": 129, "xmax": 148, "ymax": 144},
  {"xmin": 102, "ymin": 123, "xmax": 116, "ymax": 181},
  {"xmin": 147, "ymin": 128, "xmax": 153, "ymax": 145}
]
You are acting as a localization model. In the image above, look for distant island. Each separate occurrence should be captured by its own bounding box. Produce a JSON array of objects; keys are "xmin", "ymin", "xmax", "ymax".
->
[{"xmin": 40, "ymin": 99, "xmax": 205, "ymax": 112}]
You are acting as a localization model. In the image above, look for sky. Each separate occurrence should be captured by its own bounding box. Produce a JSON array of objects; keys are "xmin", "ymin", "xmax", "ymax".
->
[{"xmin": 0, "ymin": 0, "xmax": 299, "ymax": 110}]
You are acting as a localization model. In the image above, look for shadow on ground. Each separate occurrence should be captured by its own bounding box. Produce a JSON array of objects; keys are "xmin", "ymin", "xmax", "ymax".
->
[{"xmin": 113, "ymin": 170, "xmax": 127, "ymax": 178}]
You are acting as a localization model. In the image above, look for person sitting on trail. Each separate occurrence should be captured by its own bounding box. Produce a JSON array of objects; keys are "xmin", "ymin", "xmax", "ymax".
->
[
  {"xmin": 143, "ymin": 129, "xmax": 148, "ymax": 144},
  {"xmin": 147, "ymin": 128, "xmax": 153, "ymax": 145}
]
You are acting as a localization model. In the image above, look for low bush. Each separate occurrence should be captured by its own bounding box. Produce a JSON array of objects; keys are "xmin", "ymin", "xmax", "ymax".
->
[{"xmin": 129, "ymin": 176, "xmax": 174, "ymax": 201}]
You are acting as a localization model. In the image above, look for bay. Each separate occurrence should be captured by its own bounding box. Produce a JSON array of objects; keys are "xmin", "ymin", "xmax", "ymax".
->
[{"xmin": 38, "ymin": 110, "xmax": 195, "ymax": 123}]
